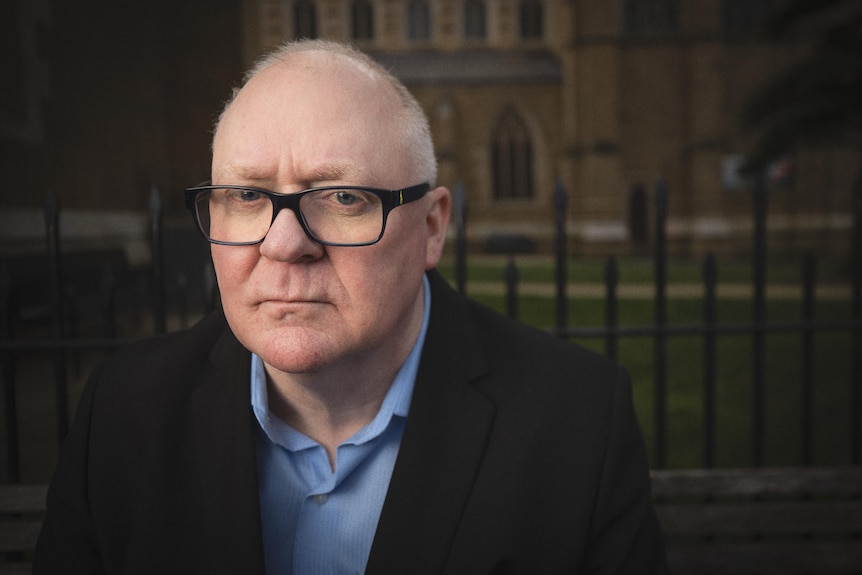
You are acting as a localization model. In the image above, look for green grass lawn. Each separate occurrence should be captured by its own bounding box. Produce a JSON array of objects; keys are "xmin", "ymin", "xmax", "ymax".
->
[
  {"xmin": 438, "ymin": 253, "xmax": 854, "ymax": 285},
  {"xmin": 436, "ymin": 256, "xmax": 857, "ymax": 469}
]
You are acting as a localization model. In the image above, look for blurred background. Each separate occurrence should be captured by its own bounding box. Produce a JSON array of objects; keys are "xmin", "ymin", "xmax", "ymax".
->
[
  {"xmin": 2, "ymin": 0, "xmax": 861, "ymax": 482},
  {"xmin": 3, "ymin": 0, "xmax": 860, "ymax": 256}
]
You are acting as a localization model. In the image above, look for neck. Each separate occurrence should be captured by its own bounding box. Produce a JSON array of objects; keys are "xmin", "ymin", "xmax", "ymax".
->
[
  {"xmin": 264, "ymin": 283, "xmax": 426, "ymax": 469},
  {"xmin": 265, "ymin": 369, "xmax": 394, "ymax": 469}
]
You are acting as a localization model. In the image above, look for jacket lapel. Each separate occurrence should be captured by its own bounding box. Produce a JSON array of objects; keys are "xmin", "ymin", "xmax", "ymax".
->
[
  {"xmin": 366, "ymin": 271, "xmax": 495, "ymax": 574},
  {"xmin": 192, "ymin": 323, "xmax": 266, "ymax": 574}
]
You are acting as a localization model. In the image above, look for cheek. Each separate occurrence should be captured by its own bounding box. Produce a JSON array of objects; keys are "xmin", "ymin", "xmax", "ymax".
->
[
  {"xmin": 211, "ymin": 246, "xmax": 257, "ymax": 298},
  {"xmin": 351, "ymin": 219, "xmax": 428, "ymax": 295}
]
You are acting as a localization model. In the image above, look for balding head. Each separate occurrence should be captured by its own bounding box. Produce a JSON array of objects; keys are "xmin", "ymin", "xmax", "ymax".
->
[{"xmin": 214, "ymin": 40, "xmax": 437, "ymax": 186}]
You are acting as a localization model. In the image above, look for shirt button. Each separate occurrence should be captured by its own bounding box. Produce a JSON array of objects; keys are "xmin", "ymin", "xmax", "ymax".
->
[{"xmin": 312, "ymin": 493, "xmax": 329, "ymax": 505}]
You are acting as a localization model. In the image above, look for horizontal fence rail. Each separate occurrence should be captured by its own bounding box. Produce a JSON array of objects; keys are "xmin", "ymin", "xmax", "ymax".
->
[{"xmin": 2, "ymin": 172, "xmax": 862, "ymax": 482}]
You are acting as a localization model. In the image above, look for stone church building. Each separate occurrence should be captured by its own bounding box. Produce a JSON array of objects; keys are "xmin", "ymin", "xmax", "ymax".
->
[{"xmin": 2, "ymin": 0, "xmax": 858, "ymax": 257}]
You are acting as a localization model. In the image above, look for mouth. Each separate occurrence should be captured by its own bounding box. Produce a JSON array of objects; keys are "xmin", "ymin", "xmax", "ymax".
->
[
  {"xmin": 258, "ymin": 297, "xmax": 330, "ymax": 310},
  {"xmin": 254, "ymin": 299, "xmax": 330, "ymax": 323},
  {"xmin": 261, "ymin": 296, "xmax": 326, "ymax": 305}
]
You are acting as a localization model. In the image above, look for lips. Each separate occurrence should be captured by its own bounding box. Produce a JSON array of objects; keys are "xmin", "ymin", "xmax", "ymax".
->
[
  {"xmin": 257, "ymin": 296, "xmax": 331, "ymax": 312},
  {"xmin": 253, "ymin": 286, "xmax": 327, "ymax": 304}
]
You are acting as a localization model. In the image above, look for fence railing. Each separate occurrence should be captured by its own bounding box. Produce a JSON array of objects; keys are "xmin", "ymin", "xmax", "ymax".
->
[
  {"xmin": 1, "ymin": 174, "xmax": 861, "ymax": 482},
  {"xmin": 1, "ymin": 189, "xmax": 216, "ymax": 482},
  {"xmin": 451, "ymin": 174, "xmax": 862, "ymax": 470}
]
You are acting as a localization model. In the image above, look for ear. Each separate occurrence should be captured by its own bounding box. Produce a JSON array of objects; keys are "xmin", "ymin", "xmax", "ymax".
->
[{"xmin": 424, "ymin": 186, "xmax": 451, "ymax": 270}]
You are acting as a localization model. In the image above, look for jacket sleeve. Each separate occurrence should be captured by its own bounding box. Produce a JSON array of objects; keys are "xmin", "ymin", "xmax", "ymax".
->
[
  {"xmin": 33, "ymin": 366, "xmax": 105, "ymax": 574},
  {"xmin": 582, "ymin": 368, "xmax": 669, "ymax": 574}
]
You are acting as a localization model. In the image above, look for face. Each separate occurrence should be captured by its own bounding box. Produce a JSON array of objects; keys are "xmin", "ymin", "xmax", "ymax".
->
[{"xmin": 210, "ymin": 51, "xmax": 450, "ymax": 379}]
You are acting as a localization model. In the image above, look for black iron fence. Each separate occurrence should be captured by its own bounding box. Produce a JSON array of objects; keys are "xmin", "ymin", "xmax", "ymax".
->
[
  {"xmin": 451, "ymin": 175, "xmax": 862, "ymax": 470},
  {"xmin": 1, "ymin": 190, "xmax": 216, "ymax": 483},
  {"xmin": 1, "ymin": 175, "xmax": 861, "ymax": 483}
]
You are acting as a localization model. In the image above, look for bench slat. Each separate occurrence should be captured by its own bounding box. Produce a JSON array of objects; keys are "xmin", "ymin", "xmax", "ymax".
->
[
  {"xmin": 651, "ymin": 466, "xmax": 862, "ymax": 499},
  {"xmin": 0, "ymin": 564, "xmax": 34, "ymax": 575},
  {"xmin": 667, "ymin": 539, "xmax": 862, "ymax": 575},
  {"xmin": 0, "ymin": 485, "xmax": 48, "ymax": 515},
  {"xmin": 0, "ymin": 519, "xmax": 42, "ymax": 552},
  {"xmin": 658, "ymin": 499, "xmax": 862, "ymax": 537}
]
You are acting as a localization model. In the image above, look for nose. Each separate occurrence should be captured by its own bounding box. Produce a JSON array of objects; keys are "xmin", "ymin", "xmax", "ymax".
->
[{"xmin": 259, "ymin": 207, "xmax": 325, "ymax": 263}]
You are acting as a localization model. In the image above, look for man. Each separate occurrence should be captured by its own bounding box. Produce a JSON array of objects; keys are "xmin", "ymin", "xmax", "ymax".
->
[{"xmin": 35, "ymin": 40, "xmax": 667, "ymax": 574}]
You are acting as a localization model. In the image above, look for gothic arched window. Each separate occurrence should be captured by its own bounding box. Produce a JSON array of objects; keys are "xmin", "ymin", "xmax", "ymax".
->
[
  {"xmin": 293, "ymin": 0, "xmax": 317, "ymax": 39},
  {"xmin": 520, "ymin": 0, "xmax": 543, "ymax": 39},
  {"xmin": 492, "ymin": 108, "xmax": 534, "ymax": 200},
  {"xmin": 352, "ymin": 0, "xmax": 374, "ymax": 41},
  {"xmin": 623, "ymin": 0, "xmax": 679, "ymax": 35},
  {"xmin": 722, "ymin": 0, "xmax": 774, "ymax": 38},
  {"xmin": 408, "ymin": 0, "xmax": 431, "ymax": 41},
  {"xmin": 465, "ymin": 0, "xmax": 486, "ymax": 40}
]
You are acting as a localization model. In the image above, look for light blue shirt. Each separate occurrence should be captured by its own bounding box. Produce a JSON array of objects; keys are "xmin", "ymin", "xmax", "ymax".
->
[{"xmin": 251, "ymin": 276, "xmax": 430, "ymax": 574}]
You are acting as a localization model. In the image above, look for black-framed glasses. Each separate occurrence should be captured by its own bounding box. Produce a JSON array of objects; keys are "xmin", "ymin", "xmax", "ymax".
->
[{"xmin": 184, "ymin": 181, "xmax": 430, "ymax": 247}]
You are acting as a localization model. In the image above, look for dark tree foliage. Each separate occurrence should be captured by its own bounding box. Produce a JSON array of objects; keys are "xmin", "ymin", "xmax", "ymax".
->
[{"xmin": 741, "ymin": 0, "xmax": 862, "ymax": 173}]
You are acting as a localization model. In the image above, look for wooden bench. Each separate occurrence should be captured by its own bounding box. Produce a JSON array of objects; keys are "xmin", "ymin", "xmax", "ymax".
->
[
  {"xmin": 651, "ymin": 466, "xmax": 862, "ymax": 575},
  {"xmin": 0, "ymin": 484, "xmax": 47, "ymax": 575}
]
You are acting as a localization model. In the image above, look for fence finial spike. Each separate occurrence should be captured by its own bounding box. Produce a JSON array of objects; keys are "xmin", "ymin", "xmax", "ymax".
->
[
  {"xmin": 554, "ymin": 179, "xmax": 567, "ymax": 211},
  {"xmin": 44, "ymin": 190, "xmax": 58, "ymax": 226},
  {"xmin": 853, "ymin": 167, "xmax": 862, "ymax": 209},
  {"xmin": 453, "ymin": 181, "xmax": 466, "ymax": 224},
  {"xmin": 654, "ymin": 179, "xmax": 668, "ymax": 212},
  {"xmin": 148, "ymin": 185, "xmax": 162, "ymax": 214}
]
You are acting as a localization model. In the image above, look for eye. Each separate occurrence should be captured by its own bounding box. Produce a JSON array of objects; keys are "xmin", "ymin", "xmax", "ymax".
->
[
  {"xmin": 303, "ymin": 188, "xmax": 379, "ymax": 217},
  {"xmin": 239, "ymin": 189, "xmax": 263, "ymax": 202},
  {"xmin": 334, "ymin": 191, "xmax": 360, "ymax": 205},
  {"xmin": 214, "ymin": 188, "xmax": 269, "ymax": 212}
]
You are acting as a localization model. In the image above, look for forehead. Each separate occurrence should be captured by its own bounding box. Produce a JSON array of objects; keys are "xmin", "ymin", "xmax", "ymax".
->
[{"xmin": 212, "ymin": 52, "xmax": 411, "ymax": 185}]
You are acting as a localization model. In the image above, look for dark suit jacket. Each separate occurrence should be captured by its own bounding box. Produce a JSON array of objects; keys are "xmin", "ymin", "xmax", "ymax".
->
[{"xmin": 34, "ymin": 270, "xmax": 667, "ymax": 574}]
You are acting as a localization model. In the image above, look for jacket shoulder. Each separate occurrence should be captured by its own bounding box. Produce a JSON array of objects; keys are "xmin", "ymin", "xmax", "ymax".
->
[
  {"xmin": 101, "ymin": 311, "xmax": 229, "ymax": 371},
  {"xmin": 89, "ymin": 310, "xmax": 238, "ymax": 409},
  {"xmin": 426, "ymin": 269, "xmax": 624, "ymax": 408}
]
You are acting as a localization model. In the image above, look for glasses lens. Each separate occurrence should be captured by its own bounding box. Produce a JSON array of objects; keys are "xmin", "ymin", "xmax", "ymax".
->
[
  {"xmin": 196, "ymin": 188, "xmax": 273, "ymax": 244},
  {"xmin": 300, "ymin": 188, "xmax": 384, "ymax": 245}
]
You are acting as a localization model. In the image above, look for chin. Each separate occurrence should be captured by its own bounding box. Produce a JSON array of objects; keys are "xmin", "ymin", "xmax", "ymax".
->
[{"xmin": 252, "ymin": 331, "xmax": 336, "ymax": 375}]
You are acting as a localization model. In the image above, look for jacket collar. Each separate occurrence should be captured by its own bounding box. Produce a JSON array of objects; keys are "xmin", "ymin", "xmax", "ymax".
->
[{"xmin": 366, "ymin": 270, "xmax": 495, "ymax": 574}]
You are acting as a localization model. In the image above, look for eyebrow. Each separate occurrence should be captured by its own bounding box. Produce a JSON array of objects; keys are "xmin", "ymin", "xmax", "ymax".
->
[
  {"xmin": 217, "ymin": 161, "xmax": 367, "ymax": 187},
  {"xmin": 307, "ymin": 162, "xmax": 364, "ymax": 185},
  {"xmin": 215, "ymin": 163, "xmax": 270, "ymax": 184}
]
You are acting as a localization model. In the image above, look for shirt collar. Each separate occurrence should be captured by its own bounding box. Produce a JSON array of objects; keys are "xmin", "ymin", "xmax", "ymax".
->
[{"xmin": 251, "ymin": 274, "xmax": 431, "ymax": 451}]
